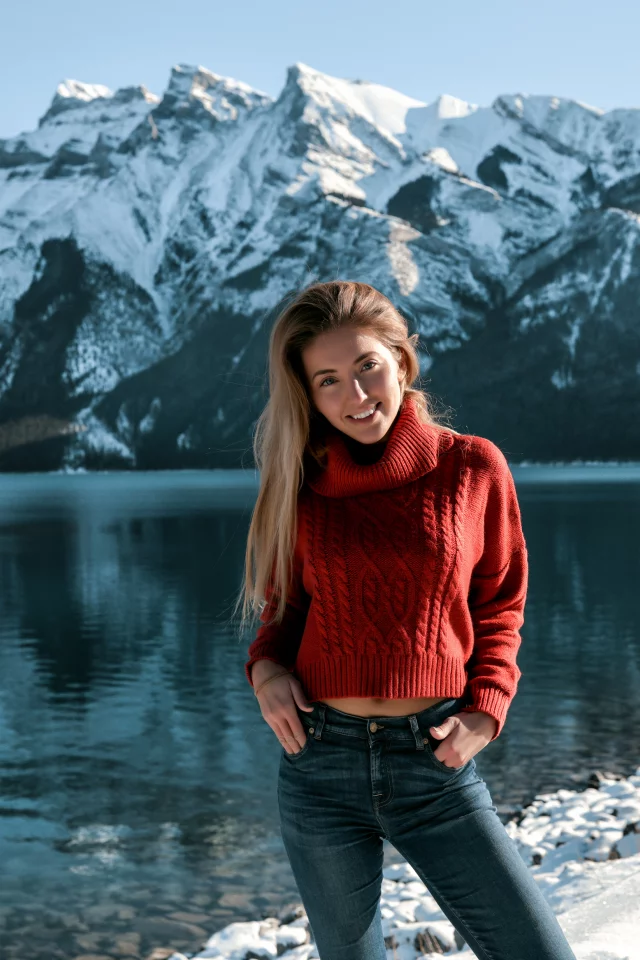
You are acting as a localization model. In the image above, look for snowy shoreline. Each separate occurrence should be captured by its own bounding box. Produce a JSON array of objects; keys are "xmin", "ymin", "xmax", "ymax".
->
[{"xmin": 162, "ymin": 765, "xmax": 640, "ymax": 960}]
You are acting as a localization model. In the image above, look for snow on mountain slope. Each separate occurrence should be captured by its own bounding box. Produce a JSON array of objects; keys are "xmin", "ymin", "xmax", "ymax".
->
[{"xmin": 0, "ymin": 62, "xmax": 638, "ymax": 470}]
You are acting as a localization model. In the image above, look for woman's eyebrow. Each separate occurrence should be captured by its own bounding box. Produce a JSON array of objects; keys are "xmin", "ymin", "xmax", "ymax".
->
[{"xmin": 312, "ymin": 352, "xmax": 380, "ymax": 380}]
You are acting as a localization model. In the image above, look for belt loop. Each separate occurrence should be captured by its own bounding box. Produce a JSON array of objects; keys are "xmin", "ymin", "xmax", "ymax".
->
[
  {"xmin": 408, "ymin": 714, "xmax": 425, "ymax": 751},
  {"xmin": 311, "ymin": 703, "xmax": 326, "ymax": 740}
]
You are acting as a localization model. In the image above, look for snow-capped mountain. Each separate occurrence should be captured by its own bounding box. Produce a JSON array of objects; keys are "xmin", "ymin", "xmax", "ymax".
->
[{"xmin": 0, "ymin": 62, "xmax": 639, "ymax": 470}]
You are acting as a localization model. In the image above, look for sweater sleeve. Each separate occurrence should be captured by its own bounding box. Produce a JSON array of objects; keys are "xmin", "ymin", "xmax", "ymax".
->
[
  {"xmin": 244, "ymin": 539, "xmax": 311, "ymax": 688},
  {"xmin": 459, "ymin": 442, "xmax": 528, "ymax": 741}
]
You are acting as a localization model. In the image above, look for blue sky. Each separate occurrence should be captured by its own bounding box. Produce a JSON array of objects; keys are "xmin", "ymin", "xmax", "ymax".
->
[{"xmin": 2, "ymin": 0, "xmax": 638, "ymax": 138}]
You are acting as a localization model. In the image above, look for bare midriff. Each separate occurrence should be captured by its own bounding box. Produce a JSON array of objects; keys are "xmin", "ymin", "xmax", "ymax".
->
[{"xmin": 315, "ymin": 695, "xmax": 449, "ymax": 717}]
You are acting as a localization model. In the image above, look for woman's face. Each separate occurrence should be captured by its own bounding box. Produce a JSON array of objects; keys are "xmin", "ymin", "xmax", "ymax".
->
[{"xmin": 301, "ymin": 327, "xmax": 406, "ymax": 444}]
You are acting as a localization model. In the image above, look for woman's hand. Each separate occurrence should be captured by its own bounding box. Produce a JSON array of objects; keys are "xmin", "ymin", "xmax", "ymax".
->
[
  {"xmin": 252, "ymin": 662, "xmax": 314, "ymax": 755},
  {"xmin": 429, "ymin": 710, "xmax": 498, "ymax": 768}
]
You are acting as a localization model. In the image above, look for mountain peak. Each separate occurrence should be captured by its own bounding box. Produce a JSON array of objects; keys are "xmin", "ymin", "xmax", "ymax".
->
[
  {"xmin": 156, "ymin": 63, "xmax": 272, "ymax": 121},
  {"xmin": 58, "ymin": 79, "xmax": 112, "ymax": 104},
  {"xmin": 427, "ymin": 93, "xmax": 477, "ymax": 119},
  {"xmin": 279, "ymin": 61, "xmax": 426, "ymax": 140},
  {"xmin": 493, "ymin": 92, "xmax": 605, "ymax": 122},
  {"xmin": 39, "ymin": 79, "xmax": 159, "ymax": 127},
  {"xmin": 2, "ymin": 60, "xmax": 639, "ymax": 471},
  {"xmin": 43, "ymin": 79, "xmax": 113, "ymax": 122}
]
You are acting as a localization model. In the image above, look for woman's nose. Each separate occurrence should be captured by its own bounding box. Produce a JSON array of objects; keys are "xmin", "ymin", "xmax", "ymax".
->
[{"xmin": 346, "ymin": 379, "xmax": 368, "ymax": 399}]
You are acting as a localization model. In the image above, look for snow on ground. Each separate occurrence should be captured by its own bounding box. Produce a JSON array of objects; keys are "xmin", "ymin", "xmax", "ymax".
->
[{"xmin": 161, "ymin": 765, "xmax": 640, "ymax": 960}]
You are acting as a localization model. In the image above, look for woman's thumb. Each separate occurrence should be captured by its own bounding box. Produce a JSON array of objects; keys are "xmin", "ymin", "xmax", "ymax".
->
[
  {"xmin": 292, "ymin": 685, "xmax": 314, "ymax": 711},
  {"xmin": 430, "ymin": 719, "xmax": 450, "ymax": 738}
]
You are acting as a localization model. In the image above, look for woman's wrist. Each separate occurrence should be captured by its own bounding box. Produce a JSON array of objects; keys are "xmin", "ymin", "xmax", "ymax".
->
[
  {"xmin": 254, "ymin": 670, "xmax": 292, "ymax": 697},
  {"xmin": 250, "ymin": 658, "xmax": 289, "ymax": 686},
  {"xmin": 477, "ymin": 711, "xmax": 499, "ymax": 739}
]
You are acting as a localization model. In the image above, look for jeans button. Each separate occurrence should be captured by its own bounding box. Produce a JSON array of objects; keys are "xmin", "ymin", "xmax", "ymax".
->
[
  {"xmin": 309, "ymin": 727, "xmax": 314, "ymax": 734},
  {"xmin": 370, "ymin": 722, "xmax": 378, "ymax": 732}
]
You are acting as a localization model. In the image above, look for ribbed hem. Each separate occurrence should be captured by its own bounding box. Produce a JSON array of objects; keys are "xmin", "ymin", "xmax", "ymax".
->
[
  {"xmin": 247, "ymin": 656, "xmax": 515, "ymax": 740},
  {"xmin": 294, "ymin": 652, "xmax": 470, "ymax": 703},
  {"xmin": 459, "ymin": 684, "xmax": 512, "ymax": 741}
]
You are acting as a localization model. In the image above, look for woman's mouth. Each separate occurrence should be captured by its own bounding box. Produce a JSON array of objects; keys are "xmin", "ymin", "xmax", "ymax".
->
[{"xmin": 347, "ymin": 401, "xmax": 381, "ymax": 423}]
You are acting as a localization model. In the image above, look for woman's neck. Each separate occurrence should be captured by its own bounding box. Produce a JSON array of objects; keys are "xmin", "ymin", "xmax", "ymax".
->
[
  {"xmin": 342, "ymin": 433, "xmax": 388, "ymax": 465},
  {"xmin": 340, "ymin": 401, "xmax": 403, "ymax": 465}
]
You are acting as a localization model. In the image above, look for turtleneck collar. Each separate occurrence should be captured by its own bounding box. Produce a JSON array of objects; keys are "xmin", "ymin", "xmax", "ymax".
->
[{"xmin": 304, "ymin": 393, "xmax": 452, "ymax": 498}]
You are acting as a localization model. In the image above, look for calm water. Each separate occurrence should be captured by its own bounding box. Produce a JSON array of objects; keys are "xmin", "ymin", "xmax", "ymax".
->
[{"xmin": 0, "ymin": 467, "xmax": 639, "ymax": 960}]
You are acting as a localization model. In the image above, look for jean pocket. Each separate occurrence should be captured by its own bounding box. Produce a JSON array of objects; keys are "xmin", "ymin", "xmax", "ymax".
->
[
  {"xmin": 284, "ymin": 717, "xmax": 315, "ymax": 760},
  {"xmin": 424, "ymin": 734, "xmax": 472, "ymax": 773}
]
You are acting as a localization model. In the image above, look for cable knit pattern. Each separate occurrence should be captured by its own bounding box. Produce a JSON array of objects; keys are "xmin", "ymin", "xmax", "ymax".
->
[{"xmin": 244, "ymin": 394, "xmax": 529, "ymax": 741}]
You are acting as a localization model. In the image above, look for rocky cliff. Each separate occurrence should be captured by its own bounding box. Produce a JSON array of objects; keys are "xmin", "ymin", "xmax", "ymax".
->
[{"xmin": 1, "ymin": 64, "xmax": 638, "ymax": 469}]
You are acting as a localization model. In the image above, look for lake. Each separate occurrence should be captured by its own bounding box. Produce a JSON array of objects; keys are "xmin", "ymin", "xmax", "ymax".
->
[{"xmin": 0, "ymin": 467, "xmax": 639, "ymax": 960}]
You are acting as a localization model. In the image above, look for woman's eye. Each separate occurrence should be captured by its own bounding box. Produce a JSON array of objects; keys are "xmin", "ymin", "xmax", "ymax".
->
[{"xmin": 319, "ymin": 361, "xmax": 376, "ymax": 388}]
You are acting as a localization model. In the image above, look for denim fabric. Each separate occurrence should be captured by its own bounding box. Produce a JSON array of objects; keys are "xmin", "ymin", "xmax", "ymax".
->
[{"xmin": 277, "ymin": 695, "xmax": 577, "ymax": 960}]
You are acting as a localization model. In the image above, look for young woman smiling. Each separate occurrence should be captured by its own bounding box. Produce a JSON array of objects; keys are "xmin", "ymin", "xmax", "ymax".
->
[{"xmin": 235, "ymin": 281, "xmax": 577, "ymax": 960}]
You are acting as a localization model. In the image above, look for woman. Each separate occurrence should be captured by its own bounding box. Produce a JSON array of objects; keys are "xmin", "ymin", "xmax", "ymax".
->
[{"xmin": 235, "ymin": 280, "xmax": 576, "ymax": 960}]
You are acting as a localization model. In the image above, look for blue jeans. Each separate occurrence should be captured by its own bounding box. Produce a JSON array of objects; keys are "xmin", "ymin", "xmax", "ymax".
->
[{"xmin": 277, "ymin": 695, "xmax": 577, "ymax": 960}]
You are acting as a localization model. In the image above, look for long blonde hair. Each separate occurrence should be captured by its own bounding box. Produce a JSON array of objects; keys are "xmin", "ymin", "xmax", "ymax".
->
[{"xmin": 232, "ymin": 279, "xmax": 461, "ymax": 638}]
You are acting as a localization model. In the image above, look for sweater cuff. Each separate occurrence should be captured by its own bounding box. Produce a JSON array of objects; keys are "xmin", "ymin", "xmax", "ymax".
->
[{"xmin": 460, "ymin": 685, "xmax": 512, "ymax": 741}]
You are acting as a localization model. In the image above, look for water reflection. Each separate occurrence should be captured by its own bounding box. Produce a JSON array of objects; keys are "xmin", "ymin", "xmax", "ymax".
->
[{"xmin": 0, "ymin": 468, "xmax": 638, "ymax": 959}]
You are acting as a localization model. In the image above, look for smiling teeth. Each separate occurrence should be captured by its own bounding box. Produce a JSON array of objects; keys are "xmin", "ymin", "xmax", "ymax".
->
[{"xmin": 351, "ymin": 404, "xmax": 376, "ymax": 419}]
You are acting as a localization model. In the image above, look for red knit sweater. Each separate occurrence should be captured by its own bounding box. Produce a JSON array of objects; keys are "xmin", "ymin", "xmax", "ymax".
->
[{"xmin": 245, "ymin": 394, "xmax": 528, "ymax": 740}]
